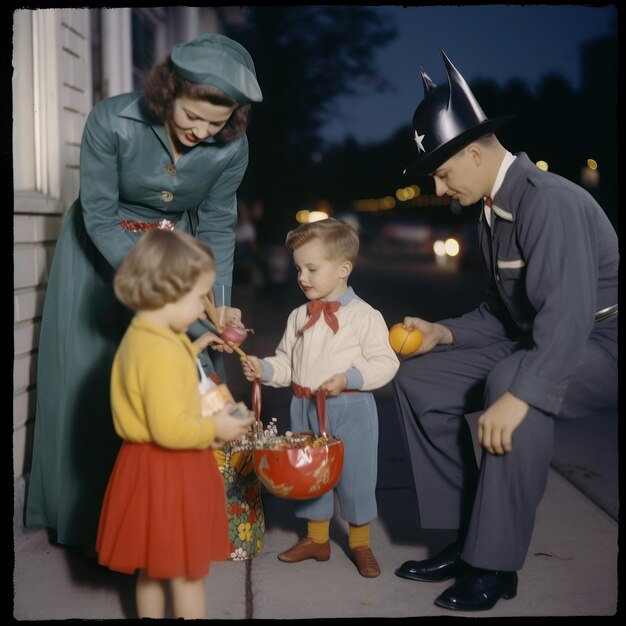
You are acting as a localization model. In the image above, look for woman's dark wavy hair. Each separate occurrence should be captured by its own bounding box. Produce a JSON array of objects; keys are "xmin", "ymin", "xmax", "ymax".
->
[{"xmin": 143, "ymin": 58, "xmax": 251, "ymax": 142}]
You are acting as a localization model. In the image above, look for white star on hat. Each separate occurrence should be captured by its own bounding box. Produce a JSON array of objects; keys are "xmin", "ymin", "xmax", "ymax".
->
[{"xmin": 414, "ymin": 131, "xmax": 425, "ymax": 153}]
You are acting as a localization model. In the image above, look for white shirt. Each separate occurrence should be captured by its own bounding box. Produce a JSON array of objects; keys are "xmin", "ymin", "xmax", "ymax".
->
[{"xmin": 261, "ymin": 287, "xmax": 399, "ymax": 391}]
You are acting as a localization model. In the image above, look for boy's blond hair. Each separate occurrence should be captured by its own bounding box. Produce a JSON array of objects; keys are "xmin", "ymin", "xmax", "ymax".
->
[
  {"xmin": 285, "ymin": 218, "xmax": 359, "ymax": 265},
  {"xmin": 114, "ymin": 229, "xmax": 215, "ymax": 311}
]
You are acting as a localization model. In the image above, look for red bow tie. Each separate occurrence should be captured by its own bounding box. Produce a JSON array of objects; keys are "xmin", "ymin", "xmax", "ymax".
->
[
  {"xmin": 485, "ymin": 197, "xmax": 493, "ymax": 208},
  {"xmin": 299, "ymin": 299, "xmax": 341, "ymax": 334}
]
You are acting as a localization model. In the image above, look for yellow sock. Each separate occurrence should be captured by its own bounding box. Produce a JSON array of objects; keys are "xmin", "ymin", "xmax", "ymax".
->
[
  {"xmin": 307, "ymin": 519, "xmax": 330, "ymax": 544},
  {"xmin": 348, "ymin": 523, "xmax": 370, "ymax": 550}
]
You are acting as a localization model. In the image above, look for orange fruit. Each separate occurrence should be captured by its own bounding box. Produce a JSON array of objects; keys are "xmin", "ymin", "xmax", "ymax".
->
[{"xmin": 388, "ymin": 323, "xmax": 423, "ymax": 355}]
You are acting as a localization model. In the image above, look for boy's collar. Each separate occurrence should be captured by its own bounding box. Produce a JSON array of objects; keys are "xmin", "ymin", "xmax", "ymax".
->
[{"xmin": 335, "ymin": 286, "xmax": 355, "ymax": 306}]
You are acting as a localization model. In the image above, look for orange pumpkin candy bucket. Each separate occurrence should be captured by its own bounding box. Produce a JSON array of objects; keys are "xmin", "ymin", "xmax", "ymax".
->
[{"xmin": 250, "ymin": 379, "xmax": 345, "ymax": 500}]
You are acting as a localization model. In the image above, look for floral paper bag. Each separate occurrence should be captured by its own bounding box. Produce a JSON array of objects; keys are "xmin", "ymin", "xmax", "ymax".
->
[
  {"xmin": 213, "ymin": 443, "xmax": 265, "ymax": 560},
  {"xmin": 197, "ymin": 361, "xmax": 265, "ymax": 560}
]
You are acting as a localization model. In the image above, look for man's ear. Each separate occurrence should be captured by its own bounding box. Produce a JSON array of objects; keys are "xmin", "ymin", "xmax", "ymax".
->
[
  {"xmin": 339, "ymin": 261, "xmax": 352, "ymax": 278},
  {"xmin": 467, "ymin": 142, "xmax": 482, "ymax": 165}
]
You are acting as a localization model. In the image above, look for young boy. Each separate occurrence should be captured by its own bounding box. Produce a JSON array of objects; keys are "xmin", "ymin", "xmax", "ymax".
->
[{"xmin": 241, "ymin": 218, "xmax": 399, "ymax": 577}]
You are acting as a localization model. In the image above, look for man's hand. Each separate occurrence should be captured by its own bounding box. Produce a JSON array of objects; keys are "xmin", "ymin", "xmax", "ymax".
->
[
  {"xmin": 478, "ymin": 392, "xmax": 529, "ymax": 455},
  {"xmin": 402, "ymin": 316, "xmax": 453, "ymax": 355}
]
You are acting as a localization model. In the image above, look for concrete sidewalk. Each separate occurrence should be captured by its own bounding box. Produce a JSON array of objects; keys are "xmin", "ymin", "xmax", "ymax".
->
[
  {"xmin": 13, "ymin": 377, "xmax": 620, "ymax": 620},
  {"xmin": 13, "ymin": 469, "xmax": 618, "ymax": 620}
]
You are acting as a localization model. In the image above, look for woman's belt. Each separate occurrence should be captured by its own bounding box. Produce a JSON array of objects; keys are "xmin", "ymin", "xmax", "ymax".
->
[
  {"xmin": 595, "ymin": 304, "xmax": 618, "ymax": 322},
  {"xmin": 120, "ymin": 218, "xmax": 175, "ymax": 232}
]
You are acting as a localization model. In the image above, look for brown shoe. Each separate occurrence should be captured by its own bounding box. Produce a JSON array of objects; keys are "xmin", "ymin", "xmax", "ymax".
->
[
  {"xmin": 352, "ymin": 546, "xmax": 381, "ymax": 578},
  {"xmin": 278, "ymin": 537, "xmax": 331, "ymax": 563}
]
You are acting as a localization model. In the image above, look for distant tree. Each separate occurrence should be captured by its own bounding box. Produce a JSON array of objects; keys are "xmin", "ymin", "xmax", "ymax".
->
[
  {"xmin": 232, "ymin": 6, "xmax": 396, "ymax": 241},
  {"xmin": 315, "ymin": 128, "xmax": 414, "ymax": 204}
]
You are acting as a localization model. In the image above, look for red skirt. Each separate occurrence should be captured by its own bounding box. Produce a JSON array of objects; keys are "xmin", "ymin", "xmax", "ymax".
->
[{"xmin": 96, "ymin": 441, "xmax": 229, "ymax": 579}]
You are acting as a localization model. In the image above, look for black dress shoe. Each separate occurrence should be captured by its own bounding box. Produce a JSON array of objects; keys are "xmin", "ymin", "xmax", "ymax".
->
[
  {"xmin": 434, "ymin": 567, "xmax": 518, "ymax": 611},
  {"xmin": 395, "ymin": 541, "xmax": 466, "ymax": 582}
]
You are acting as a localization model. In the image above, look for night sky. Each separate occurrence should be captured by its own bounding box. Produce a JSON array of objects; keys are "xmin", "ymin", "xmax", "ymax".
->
[{"xmin": 321, "ymin": 4, "xmax": 618, "ymax": 146}]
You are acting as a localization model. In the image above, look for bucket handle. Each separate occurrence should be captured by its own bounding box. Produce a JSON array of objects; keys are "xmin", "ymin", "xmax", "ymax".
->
[
  {"xmin": 252, "ymin": 377, "xmax": 262, "ymax": 421},
  {"xmin": 250, "ymin": 378, "xmax": 330, "ymax": 437},
  {"xmin": 316, "ymin": 391, "xmax": 329, "ymax": 438}
]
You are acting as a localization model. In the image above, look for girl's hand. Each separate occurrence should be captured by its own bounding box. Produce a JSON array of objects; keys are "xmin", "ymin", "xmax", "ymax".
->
[
  {"xmin": 318, "ymin": 374, "xmax": 347, "ymax": 397},
  {"xmin": 211, "ymin": 342, "xmax": 236, "ymax": 354},
  {"xmin": 240, "ymin": 355, "xmax": 262, "ymax": 381},
  {"xmin": 193, "ymin": 331, "xmax": 226, "ymax": 352},
  {"xmin": 195, "ymin": 331, "xmax": 235, "ymax": 354},
  {"xmin": 402, "ymin": 316, "xmax": 453, "ymax": 355},
  {"xmin": 213, "ymin": 403, "xmax": 255, "ymax": 444}
]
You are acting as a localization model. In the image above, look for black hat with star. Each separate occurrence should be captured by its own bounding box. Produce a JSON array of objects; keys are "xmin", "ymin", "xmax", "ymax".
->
[{"xmin": 403, "ymin": 50, "xmax": 515, "ymax": 176}]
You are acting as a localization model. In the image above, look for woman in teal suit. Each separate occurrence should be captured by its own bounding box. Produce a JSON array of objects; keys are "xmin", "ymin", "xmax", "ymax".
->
[{"xmin": 25, "ymin": 33, "xmax": 263, "ymax": 549}]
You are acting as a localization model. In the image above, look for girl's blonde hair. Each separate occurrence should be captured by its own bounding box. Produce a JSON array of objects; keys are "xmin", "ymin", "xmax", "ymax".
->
[
  {"xmin": 285, "ymin": 218, "xmax": 359, "ymax": 265},
  {"xmin": 114, "ymin": 229, "xmax": 215, "ymax": 311}
]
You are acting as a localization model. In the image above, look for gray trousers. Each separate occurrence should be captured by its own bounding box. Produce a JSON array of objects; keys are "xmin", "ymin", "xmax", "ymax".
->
[{"xmin": 393, "ymin": 324, "xmax": 617, "ymax": 571}]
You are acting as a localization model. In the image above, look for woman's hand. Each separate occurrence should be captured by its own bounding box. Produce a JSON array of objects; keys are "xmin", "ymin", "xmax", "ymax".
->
[
  {"xmin": 217, "ymin": 305, "xmax": 244, "ymax": 329},
  {"xmin": 402, "ymin": 316, "xmax": 453, "ymax": 355}
]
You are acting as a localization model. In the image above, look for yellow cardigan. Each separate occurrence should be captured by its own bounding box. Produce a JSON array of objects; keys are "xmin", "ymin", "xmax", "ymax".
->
[{"xmin": 110, "ymin": 316, "xmax": 216, "ymax": 449}]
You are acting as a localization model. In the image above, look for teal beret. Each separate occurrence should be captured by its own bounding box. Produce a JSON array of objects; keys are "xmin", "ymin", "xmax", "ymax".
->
[{"xmin": 170, "ymin": 33, "xmax": 263, "ymax": 103}]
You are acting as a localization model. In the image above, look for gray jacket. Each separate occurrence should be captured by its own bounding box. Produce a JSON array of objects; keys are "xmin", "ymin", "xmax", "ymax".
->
[{"xmin": 440, "ymin": 152, "xmax": 618, "ymax": 415}]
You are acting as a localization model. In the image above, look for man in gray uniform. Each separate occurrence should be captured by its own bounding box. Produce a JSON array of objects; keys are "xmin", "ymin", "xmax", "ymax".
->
[{"xmin": 393, "ymin": 51, "xmax": 618, "ymax": 611}]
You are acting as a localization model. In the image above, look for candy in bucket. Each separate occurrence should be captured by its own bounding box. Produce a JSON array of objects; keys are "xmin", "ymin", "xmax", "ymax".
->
[{"xmin": 248, "ymin": 379, "xmax": 344, "ymax": 500}]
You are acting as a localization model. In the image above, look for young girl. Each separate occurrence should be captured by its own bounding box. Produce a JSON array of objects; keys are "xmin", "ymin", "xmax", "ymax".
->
[
  {"xmin": 96, "ymin": 229, "xmax": 254, "ymax": 619},
  {"xmin": 240, "ymin": 218, "xmax": 399, "ymax": 578}
]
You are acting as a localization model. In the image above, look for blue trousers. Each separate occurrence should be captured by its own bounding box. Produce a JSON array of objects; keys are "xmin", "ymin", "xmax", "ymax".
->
[{"xmin": 289, "ymin": 392, "xmax": 379, "ymax": 526}]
